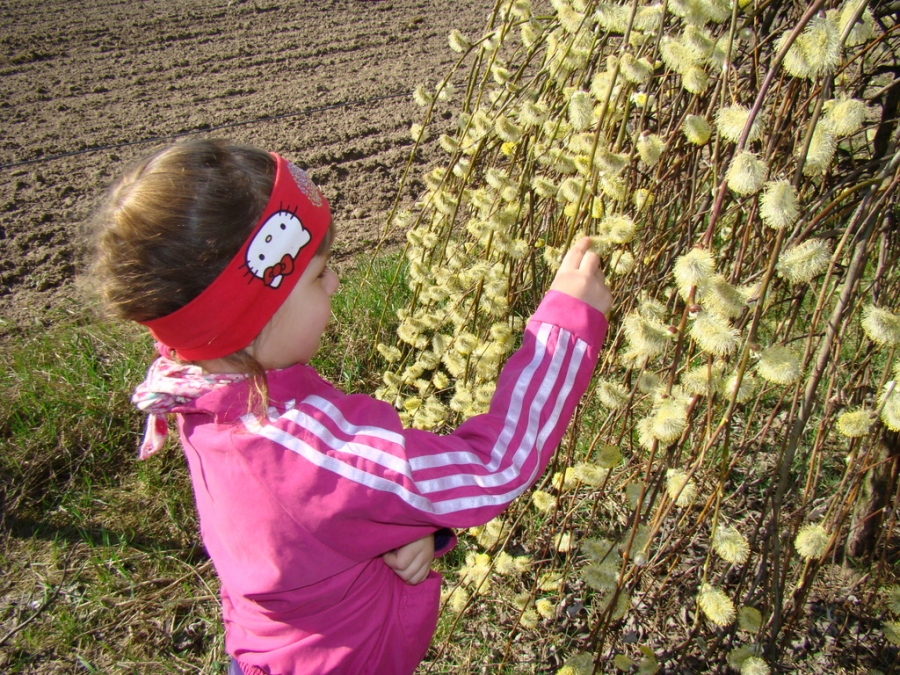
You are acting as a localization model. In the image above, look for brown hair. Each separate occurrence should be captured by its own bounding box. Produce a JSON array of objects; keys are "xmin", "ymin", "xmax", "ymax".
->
[
  {"xmin": 90, "ymin": 139, "xmax": 333, "ymax": 403},
  {"xmin": 91, "ymin": 138, "xmax": 276, "ymax": 323}
]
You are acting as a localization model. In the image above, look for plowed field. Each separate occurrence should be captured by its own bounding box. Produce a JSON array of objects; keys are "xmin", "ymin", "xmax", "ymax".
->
[{"xmin": 0, "ymin": 0, "xmax": 490, "ymax": 327}]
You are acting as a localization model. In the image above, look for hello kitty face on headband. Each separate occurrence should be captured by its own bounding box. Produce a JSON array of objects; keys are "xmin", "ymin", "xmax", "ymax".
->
[{"xmin": 245, "ymin": 210, "xmax": 311, "ymax": 288}]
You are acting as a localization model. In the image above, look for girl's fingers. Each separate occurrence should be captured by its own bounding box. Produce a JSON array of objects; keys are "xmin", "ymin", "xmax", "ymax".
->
[
  {"xmin": 580, "ymin": 248, "xmax": 601, "ymax": 273},
  {"xmin": 562, "ymin": 236, "xmax": 591, "ymax": 269},
  {"xmin": 563, "ymin": 237, "xmax": 601, "ymax": 274}
]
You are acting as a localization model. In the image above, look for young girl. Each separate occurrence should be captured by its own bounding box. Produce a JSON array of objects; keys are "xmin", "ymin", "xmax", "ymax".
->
[{"xmin": 90, "ymin": 138, "xmax": 611, "ymax": 675}]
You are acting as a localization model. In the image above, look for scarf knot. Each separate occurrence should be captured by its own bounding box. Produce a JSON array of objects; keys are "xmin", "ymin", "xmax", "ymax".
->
[{"xmin": 132, "ymin": 344, "xmax": 247, "ymax": 459}]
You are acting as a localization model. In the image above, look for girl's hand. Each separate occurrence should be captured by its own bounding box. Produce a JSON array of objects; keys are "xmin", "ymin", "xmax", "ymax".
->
[
  {"xmin": 549, "ymin": 236, "xmax": 613, "ymax": 314},
  {"xmin": 383, "ymin": 534, "xmax": 435, "ymax": 585}
]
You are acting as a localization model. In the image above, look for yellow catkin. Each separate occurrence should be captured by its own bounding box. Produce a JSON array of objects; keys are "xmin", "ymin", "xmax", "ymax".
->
[
  {"xmin": 726, "ymin": 152, "xmax": 767, "ymax": 195},
  {"xmin": 836, "ymin": 408, "xmax": 874, "ymax": 438},
  {"xmin": 683, "ymin": 115, "xmax": 711, "ymax": 145},
  {"xmin": 862, "ymin": 306, "xmax": 900, "ymax": 346},
  {"xmin": 794, "ymin": 523, "xmax": 830, "ymax": 560},
  {"xmin": 826, "ymin": 97, "xmax": 866, "ymax": 137},
  {"xmin": 698, "ymin": 583, "xmax": 736, "ymax": 626},
  {"xmin": 757, "ymin": 345, "xmax": 802, "ymax": 385},
  {"xmin": 713, "ymin": 526, "xmax": 750, "ymax": 564},
  {"xmin": 715, "ymin": 104, "xmax": 763, "ymax": 143},
  {"xmin": 759, "ymin": 180, "xmax": 799, "ymax": 230},
  {"xmin": 738, "ymin": 606, "xmax": 763, "ymax": 633},
  {"xmin": 776, "ymin": 239, "xmax": 832, "ymax": 284},
  {"xmin": 742, "ymin": 656, "xmax": 770, "ymax": 675},
  {"xmin": 691, "ymin": 312, "xmax": 740, "ymax": 356},
  {"xmin": 884, "ymin": 621, "xmax": 900, "ymax": 646},
  {"xmin": 674, "ymin": 248, "xmax": 715, "ymax": 296}
]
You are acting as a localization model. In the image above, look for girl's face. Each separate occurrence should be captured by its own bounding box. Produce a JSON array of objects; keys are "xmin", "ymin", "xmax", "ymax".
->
[{"xmin": 249, "ymin": 253, "xmax": 339, "ymax": 370}]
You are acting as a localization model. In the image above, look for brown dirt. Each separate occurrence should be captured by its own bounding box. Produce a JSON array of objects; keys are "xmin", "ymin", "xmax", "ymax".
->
[{"xmin": 0, "ymin": 0, "xmax": 491, "ymax": 329}]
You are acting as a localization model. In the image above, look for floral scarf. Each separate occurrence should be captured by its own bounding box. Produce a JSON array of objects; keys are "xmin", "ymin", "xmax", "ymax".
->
[{"xmin": 132, "ymin": 344, "xmax": 247, "ymax": 459}]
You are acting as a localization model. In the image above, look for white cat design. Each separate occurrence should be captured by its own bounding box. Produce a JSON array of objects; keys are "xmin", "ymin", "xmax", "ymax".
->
[{"xmin": 245, "ymin": 210, "xmax": 311, "ymax": 288}]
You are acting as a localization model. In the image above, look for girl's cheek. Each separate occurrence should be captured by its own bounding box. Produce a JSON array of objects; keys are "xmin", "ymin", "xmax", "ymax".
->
[{"xmin": 325, "ymin": 270, "xmax": 339, "ymax": 295}]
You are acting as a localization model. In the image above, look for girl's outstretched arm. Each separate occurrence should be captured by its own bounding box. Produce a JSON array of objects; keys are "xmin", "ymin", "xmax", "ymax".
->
[{"xmin": 213, "ymin": 237, "xmax": 612, "ymax": 563}]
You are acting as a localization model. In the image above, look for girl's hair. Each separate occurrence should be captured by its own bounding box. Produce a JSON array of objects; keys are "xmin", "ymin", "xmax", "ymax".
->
[
  {"xmin": 90, "ymin": 138, "xmax": 333, "ymax": 394},
  {"xmin": 91, "ymin": 138, "xmax": 276, "ymax": 323}
]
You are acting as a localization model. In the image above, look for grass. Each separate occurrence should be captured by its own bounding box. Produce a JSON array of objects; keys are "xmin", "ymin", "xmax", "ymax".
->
[
  {"xmin": 0, "ymin": 258, "xmax": 896, "ymax": 672},
  {"xmin": 0, "ymin": 255, "xmax": 411, "ymax": 673}
]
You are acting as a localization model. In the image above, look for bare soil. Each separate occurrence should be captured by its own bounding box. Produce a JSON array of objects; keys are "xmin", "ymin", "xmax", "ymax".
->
[{"xmin": 0, "ymin": 0, "xmax": 490, "ymax": 329}]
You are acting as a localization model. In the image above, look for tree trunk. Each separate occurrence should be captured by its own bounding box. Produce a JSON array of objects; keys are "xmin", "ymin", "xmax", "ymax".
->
[{"xmin": 847, "ymin": 429, "xmax": 900, "ymax": 558}]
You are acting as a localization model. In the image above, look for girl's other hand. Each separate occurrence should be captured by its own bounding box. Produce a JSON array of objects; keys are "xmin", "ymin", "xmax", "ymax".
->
[
  {"xmin": 383, "ymin": 534, "xmax": 435, "ymax": 585},
  {"xmin": 549, "ymin": 236, "xmax": 613, "ymax": 314}
]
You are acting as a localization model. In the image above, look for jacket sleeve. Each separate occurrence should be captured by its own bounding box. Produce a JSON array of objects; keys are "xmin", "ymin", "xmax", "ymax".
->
[{"xmin": 234, "ymin": 291, "xmax": 608, "ymax": 561}]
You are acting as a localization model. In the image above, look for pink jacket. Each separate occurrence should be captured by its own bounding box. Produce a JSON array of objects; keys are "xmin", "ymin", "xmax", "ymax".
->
[{"xmin": 167, "ymin": 291, "xmax": 607, "ymax": 674}]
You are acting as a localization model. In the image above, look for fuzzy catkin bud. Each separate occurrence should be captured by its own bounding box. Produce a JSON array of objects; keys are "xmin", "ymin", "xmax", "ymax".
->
[
  {"xmin": 448, "ymin": 29, "xmax": 470, "ymax": 53},
  {"xmin": 439, "ymin": 134, "xmax": 459, "ymax": 155},
  {"xmin": 600, "ymin": 214, "xmax": 636, "ymax": 245},
  {"xmin": 782, "ymin": 15, "xmax": 841, "ymax": 79},
  {"xmin": 727, "ymin": 152, "xmax": 767, "ymax": 195},
  {"xmin": 840, "ymin": 1, "xmax": 876, "ymax": 47},
  {"xmin": 861, "ymin": 306, "xmax": 900, "ymax": 346},
  {"xmin": 759, "ymin": 180, "xmax": 799, "ymax": 230},
  {"xmin": 637, "ymin": 133, "xmax": 665, "ymax": 166},
  {"xmin": 886, "ymin": 585, "xmax": 900, "ymax": 615},
  {"xmin": 494, "ymin": 115, "xmax": 523, "ymax": 143},
  {"xmin": 634, "ymin": 3, "xmax": 663, "ymax": 31},
  {"xmin": 568, "ymin": 90, "xmax": 594, "ymax": 132},
  {"xmin": 885, "ymin": 621, "xmax": 900, "ymax": 646},
  {"xmin": 674, "ymin": 248, "xmax": 715, "ymax": 296},
  {"xmin": 660, "ymin": 36, "xmax": 699, "ymax": 75},
  {"xmin": 650, "ymin": 400, "xmax": 689, "ymax": 444},
  {"xmin": 826, "ymin": 97, "xmax": 866, "ymax": 137},
  {"xmin": 738, "ymin": 606, "xmax": 763, "ymax": 633},
  {"xmin": 596, "ymin": 381, "xmax": 627, "ymax": 410},
  {"xmin": 742, "ymin": 657, "xmax": 770, "ymax": 675},
  {"xmin": 757, "ymin": 345, "xmax": 802, "ymax": 385},
  {"xmin": 776, "ymin": 239, "xmax": 831, "ymax": 284},
  {"xmin": 623, "ymin": 311, "xmax": 671, "ymax": 358},
  {"xmin": 682, "ymin": 66, "xmax": 709, "ymax": 94},
  {"xmin": 682, "ymin": 362, "xmax": 724, "ymax": 397},
  {"xmin": 666, "ymin": 469, "xmax": 697, "ymax": 507},
  {"xmin": 728, "ymin": 645, "xmax": 761, "ymax": 670},
  {"xmin": 633, "ymin": 188, "xmax": 654, "ymax": 213},
  {"xmin": 794, "ymin": 523, "xmax": 830, "ymax": 560},
  {"xmin": 691, "ymin": 312, "xmax": 740, "ymax": 356},
  {"xmin": 594, "ymin": 3, "xmax": 630, "ymax": 32},
  {"xmin": 558, "ymin": 177, "xmax": 584, "ymax": 203},
  {"xmin": 518, "ymin": 99, "xmax": 548, "ymax": 127},
  {"xmin": 413, "ymin": 84, "xmax": 433, "ymax": 107},
  {"xmin": 704, "ymin": 275, "xmax": 746, "ymax": 319},
  {"xmin": 683, "ymin": 115, "xmax": 711, "ymax": 145},
  {"xmin": 712, "ymin": 526, "xmax": 750, "ymax": 564},
  {"xmin": 880, "ymin": 387, "xmax": 900, "ymax": 432},
  {"xmin": 802, "ymin": 123, "xmax": 836, "ymax": 176},
  {"xmin": 698, "ymin": 584, "xmax": 736, "ymax": 626},
  {"xmin": 531, "ymin": 176, "xmax": 557, "ymax": 199},
  {"xmin": 620, "ymin": 53, "xmax": 652, "ymax": 83},
  {"xmin": 490, "ymin": 64, "xmax": 511, "ymax": 85},
  {"xmin": 836, "ymin": 408, "xmax": 874, "ymax": 438},
  {"xmin": 596, "ymin": 444, "xmax": 622, "ymax": 469},
  {"xmin": 715, "ymin": 104, "xmax": 763, "ymax": 144}
]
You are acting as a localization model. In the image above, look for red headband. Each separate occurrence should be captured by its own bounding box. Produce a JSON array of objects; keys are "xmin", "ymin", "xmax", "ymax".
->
[{"xmin": 141, "ymin": 153, "xmax": 331, "ymax": 361}]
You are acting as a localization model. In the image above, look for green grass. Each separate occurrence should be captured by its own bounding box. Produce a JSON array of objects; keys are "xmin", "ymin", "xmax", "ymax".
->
[
  {"xmin": 319, "ymin": 252, "xmax": 411, "ymax": 390},
  {"xmin": 2, "ymin": 246, "xmax": 897, "ymax": 673},
  {"xmin": 0, "ymin": 257, "xmax": 409, "ymax": 673}
]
